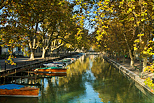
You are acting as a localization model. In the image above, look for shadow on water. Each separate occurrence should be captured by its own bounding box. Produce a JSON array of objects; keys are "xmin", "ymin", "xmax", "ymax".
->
[
  {"xmin": 91, "ymin": 56, "xmax": 153, "ymax": 103},
  {"xmin": 0, "ymin": 54, "xmax": 153, "ymax": 103},
  {"xmin": 0, "ymin": 97, "xmax": 38, "ymax": 103}
]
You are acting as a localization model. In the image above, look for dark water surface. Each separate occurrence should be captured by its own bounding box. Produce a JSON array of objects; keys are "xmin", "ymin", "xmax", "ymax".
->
[{"xmin": 0, "ymin": 54, "xmax": 153, "ymax": 103}]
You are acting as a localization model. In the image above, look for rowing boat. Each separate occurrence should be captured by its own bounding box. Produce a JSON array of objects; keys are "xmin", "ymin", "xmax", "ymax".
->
[
  {"xmin": 34, "ymin": 67, "xmax": 67, "ymax": 73},
  {"xmin": 43, "ymin": 62, "xmax": 66, "ymax": 67},
  {"xmin": 34, "ymin": 68, "xmax": 67, "ymax": 73},
  {"xmin": 0, "ymin": 84, "xmax": 39, "ymax": 97}
]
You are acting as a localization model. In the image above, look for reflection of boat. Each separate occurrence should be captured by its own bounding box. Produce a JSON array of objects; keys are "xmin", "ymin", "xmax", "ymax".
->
[
  {"xmin": 0, "ymin": 97, "xmax": 38, "ymax": 103},
  {"xmin": 34, "ymin": 67, "xmax": 67, "ymax": 73},
  {"xmin": 0, "ymin": 84, "xmax": 39, "ymax": 97},
  {"xmin": 35, "ymin": 72, "xmax": 67, "ymax": 76}
]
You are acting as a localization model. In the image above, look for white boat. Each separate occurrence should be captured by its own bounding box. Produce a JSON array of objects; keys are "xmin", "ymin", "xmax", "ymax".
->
[
  {"xmin": 64, "ymin": 58, "xmax": 76, "ymax": 63},
  {"xmin": 43, "ymin": 62, "xmax": 66, "ymax": 67}
]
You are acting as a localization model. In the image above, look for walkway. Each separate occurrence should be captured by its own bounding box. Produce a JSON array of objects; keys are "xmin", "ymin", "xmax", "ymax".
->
[
  {"xmin": 0, "ymin": 53, "xmax": 77, "ymax": 72},
  {"xmin": 0, "ymin": 57, "xmax": 58, "ymax": 72},
  {"xmin": 105, "ymin": 56, "xmax": 154, "ymax": 94},
  {"xmin": 112, "ymin": 57, "xmax": 154, "ymax": 79}
]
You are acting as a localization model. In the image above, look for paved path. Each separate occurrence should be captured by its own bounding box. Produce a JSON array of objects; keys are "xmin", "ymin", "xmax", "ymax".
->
[
  {"xmin": 110, "ymin": 57, "xmax": 153, "ymax": 79},
  {"xmin": 0, "ymin": 57, "xmax": 59, "ymax": 72},
  {"xmin": 0, "ymin": 52, "xmax": 78, "ymax": 72}
]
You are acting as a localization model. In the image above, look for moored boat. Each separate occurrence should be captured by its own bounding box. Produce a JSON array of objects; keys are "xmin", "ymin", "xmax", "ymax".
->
[
  {"xmin": 64, "ymin": 58, "xmax": 76, "ymax": 63},
  {"xmin": 43, "ymin": 62, "xmax": 66, "ymax": 67},
  {"xmin": 34, "ymin": 67, "xmax": 67, "ymax": 73},
  {"xmin": 59, "ymin": 58, "xmax": 72, "ymax": 65},
  {"xmin": 34, "ymin": 68, "xmax": 67, "ymax": 73},
  {"xmin": 0, "ymin": 84, "xmax": 39, "ymax": 97},
  {"xmin": 61, "ymin": 58, "xmax": 72, "ymax": 62}
]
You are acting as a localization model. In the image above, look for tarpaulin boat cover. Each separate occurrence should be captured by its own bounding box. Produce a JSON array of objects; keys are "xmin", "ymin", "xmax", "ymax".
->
[{"xmin": 0, "ymin": 84, "xmax": 25, "ymax": 90}]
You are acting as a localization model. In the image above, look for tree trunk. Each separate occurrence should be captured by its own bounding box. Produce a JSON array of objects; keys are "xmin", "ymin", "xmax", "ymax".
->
[
  {"xmin": 30, "ymin": 49, "xmax": 35, "ymax": 60},
  {"xmin": 128, "ymin": 49, "xmax": 134, "ymax": 67},
  {"xmin": 42, "ymin": 48, "xmax": 46, "ymax": 59},
  {"xmin": 149, "ymin": 55, "xmax": 153, "ymax": 63},
  {"xmin": 142, "ymin": 58, "xmax": 147, "ymax": 72},
  {"xmin": 123, "ymin": 49, "xmax": 126, "ymax": 63},
  {"xmin": 57, "ymin": 49, "xmax": 59, "ymax": 57},
  {"xmin": 122, "ymin": 22, "xmax": 135, "ymax": 67}
]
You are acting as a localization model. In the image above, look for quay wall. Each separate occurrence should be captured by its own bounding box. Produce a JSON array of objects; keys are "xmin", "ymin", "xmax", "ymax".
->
[{"xmin": 103, "ymin": 56, "xmax": 154, "ymax": 95}]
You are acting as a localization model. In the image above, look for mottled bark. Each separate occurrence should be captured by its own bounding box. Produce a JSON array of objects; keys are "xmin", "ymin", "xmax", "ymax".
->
[
  {"xmin": 129, "ymin": 49, "xmax": 134, "ymax": 67},
  {"xmin": 41, "ymin": 48, "xmax": 46, "ymax": 59},
  {"xmin": 142, "ymin": 58, "xmax": 147, "ymax": 72},
  {"xmin": 30, "ymin": 49, "xmax": 35, "ymax": 60}
]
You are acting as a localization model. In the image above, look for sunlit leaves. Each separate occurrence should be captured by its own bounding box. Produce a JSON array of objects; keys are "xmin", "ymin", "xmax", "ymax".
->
[
  {"xmin": 1, "ymin": 0, "xmax": 81, "ymax": 60},
  {"xmin": 137, "ymin": 33, "xmax": 144, "ymax": 37},
  {"xmin": 144, "ymin": 77, "xmax": 154, "ymax": 92}
]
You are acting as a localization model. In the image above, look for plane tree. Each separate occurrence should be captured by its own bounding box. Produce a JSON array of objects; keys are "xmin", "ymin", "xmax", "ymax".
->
[
  {"xmin": 38, "ymin": 0, "xmax": 76, "ymax": 58},
  {"xmin": 1, "ymin": 0, "xmax": 48, "ymax": 60},
  {"xmin": 132, "ymin": 0, "xmax": 154, "ymax": 71},
  {"xmin": 76, "ymin": 0, "xmax": 153, "ymax": 68},
  {"xmin": 1, "ymin": 0, "xmax": 83, "ymax": 60}
]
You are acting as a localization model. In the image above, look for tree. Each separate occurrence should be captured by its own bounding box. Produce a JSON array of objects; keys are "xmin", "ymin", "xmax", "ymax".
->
[{"xmin": 1, "ymin": 0, "xmax": 85, "ymax": 60}]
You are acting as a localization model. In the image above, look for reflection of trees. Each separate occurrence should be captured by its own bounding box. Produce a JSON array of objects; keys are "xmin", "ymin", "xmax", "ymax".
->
[
  {"xmin": 37, "ymin": 55, "xmax": 152, "ymax": 103},
  {"xmin": 91, "ymin": 57, "xmax": 152, "ymax": 103},
  {"xmin": 38, "ymin": 55, "xmax": 91, "ymax": 103}
]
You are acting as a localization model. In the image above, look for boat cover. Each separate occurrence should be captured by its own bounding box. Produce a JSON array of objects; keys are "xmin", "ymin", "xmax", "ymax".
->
[{"xmin": 0, "ymin": 84, "xmax": 25, "ymax": 90}]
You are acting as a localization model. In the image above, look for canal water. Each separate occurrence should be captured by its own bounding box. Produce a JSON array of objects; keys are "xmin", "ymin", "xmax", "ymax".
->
[{"xmin": 0, "ymin": 54, "xmax": 153, "ymax": 103}]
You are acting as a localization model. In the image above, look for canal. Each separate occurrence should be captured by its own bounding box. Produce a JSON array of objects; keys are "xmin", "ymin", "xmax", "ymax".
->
[{"xmin": 0, "ymin": 54, "xmax": 153, "ymax": 103}]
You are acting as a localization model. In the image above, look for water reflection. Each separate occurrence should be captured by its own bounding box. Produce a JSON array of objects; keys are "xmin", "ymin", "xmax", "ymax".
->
[
  {"xmin": 38, "ymin": 54, "xmax": 153, "ymax": 103},
  {"xmin": 91, "ymin": 56, "xmax": 153, "ymax": 103},
  {"xmin": 0, "ymin": 97, "xmax": 38, "ymax": 103},
  {"xmin": 0, "ymin": 54, "xmax": 153, "ymax": 103}
]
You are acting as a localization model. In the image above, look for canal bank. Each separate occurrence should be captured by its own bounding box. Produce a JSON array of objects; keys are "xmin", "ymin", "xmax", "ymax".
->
[
  {"xmin": 103, "ymin": 56, "xmax": 154, "ymax": 95},
  {"xmin": 0, "ymin": 52, "xmax": 79, "ymax": 83},
  {"xmin": 0, "ymin": 54, "xmax": 153, "ymax": 103}
]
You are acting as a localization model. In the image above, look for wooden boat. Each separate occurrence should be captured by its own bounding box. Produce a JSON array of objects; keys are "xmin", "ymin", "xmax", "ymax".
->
[
  {"xmin": 34, "ymin": 67, "xmax": 67, "ymax": 73},
  {"xmin": 65, "ymin": 58, "xmax": 76, "ymax": 62},
  {"xmin": 34, "ymin": 68, "xmax": 67, "ymax": 73},
  {"xmin": 0, "ymin": 84, "xmax": 39, "ymax": 97},
  {"xmin": 62, "ymin": 58, "xmax": 72, "ymax": 62},
  {"xmin": 59, "ymin": 58, "xmax": 72, "ymax": 65},
  {"xmin": 43, "ymin": 62, "xmax": 66, "ymax": 67}
]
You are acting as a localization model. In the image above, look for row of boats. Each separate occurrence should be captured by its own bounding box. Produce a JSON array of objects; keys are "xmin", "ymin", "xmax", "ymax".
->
[
  {"xmin": 34, "ymin": 54, "xmax": 82, "ymax": 73},
  {"xmin": 0, "ymin": 53, "xmax": 84, "ymax": 97}
]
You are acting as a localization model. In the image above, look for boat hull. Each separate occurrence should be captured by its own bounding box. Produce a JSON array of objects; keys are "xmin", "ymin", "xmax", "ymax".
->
[
  {"xmin": 0, "ymin": 87, "xmax": 39, "ymax": 97},
  {"xmin": 43, "ymin": 62, "xmax": 65, "ymax": 67}
]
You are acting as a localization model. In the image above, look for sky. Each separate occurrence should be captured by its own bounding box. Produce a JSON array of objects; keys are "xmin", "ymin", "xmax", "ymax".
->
[{"xmin": 72, "ymin": 2, "xmax": 97, "ymax": 34}]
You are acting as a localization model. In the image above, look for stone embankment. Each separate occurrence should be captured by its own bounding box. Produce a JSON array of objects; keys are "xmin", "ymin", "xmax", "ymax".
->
[
  {"xmin": 103, "ymin": 56, "xmax": 154, "ymax": 95},
  {"xmin": 0, "ymin": 53, "xmax": 78, "ymax": 77}
]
